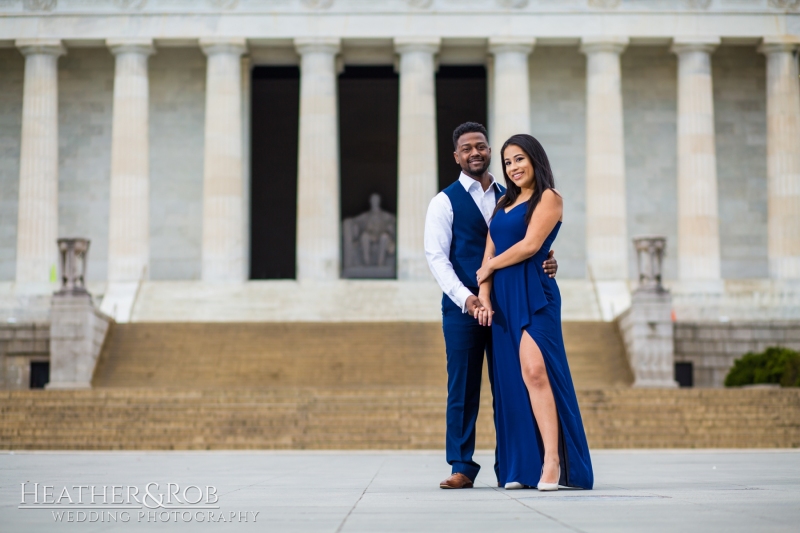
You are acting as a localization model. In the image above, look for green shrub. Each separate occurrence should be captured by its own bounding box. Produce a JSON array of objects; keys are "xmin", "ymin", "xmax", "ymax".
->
[{"xmin": 724, "ymin": 346, "xmax": 800, "ymax": 388}]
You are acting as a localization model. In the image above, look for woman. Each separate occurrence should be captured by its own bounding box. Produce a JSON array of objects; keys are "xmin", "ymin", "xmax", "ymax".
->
[{"xmin": 475, "ymin": 134, "xmax": 593, "ymax": 491}]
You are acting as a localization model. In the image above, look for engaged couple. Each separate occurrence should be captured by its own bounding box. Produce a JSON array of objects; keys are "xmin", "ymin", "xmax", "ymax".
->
[{"xmin": 424, "ymin": 122, "xmax": 594, "ymax": 491}]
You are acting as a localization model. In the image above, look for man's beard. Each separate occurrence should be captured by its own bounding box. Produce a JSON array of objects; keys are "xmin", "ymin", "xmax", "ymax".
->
[{"xmin": 464, "ymin": 157, "xmax": 490, "ymax": 176}]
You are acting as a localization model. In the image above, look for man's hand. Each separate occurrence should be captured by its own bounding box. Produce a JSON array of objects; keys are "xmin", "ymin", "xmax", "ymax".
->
[
  {"xmin": 465, "ymin": 295, "xmax": 481, "ymax": 318},
  {"xmin": 543, "ymin": 250, "xmax": 558, "ymax": 278}
]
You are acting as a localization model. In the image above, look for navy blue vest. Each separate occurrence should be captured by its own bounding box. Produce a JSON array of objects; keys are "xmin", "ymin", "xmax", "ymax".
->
[{"xmin": 442, "ymin": 180, "xmax": 505, "ymax": 293}]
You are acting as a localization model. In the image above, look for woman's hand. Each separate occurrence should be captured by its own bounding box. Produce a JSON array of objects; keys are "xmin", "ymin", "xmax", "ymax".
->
[
  {"xmin": 476, "ymin": 295, "xmax": 494, "ymax": 327},
  {"xmin": 476, "ymin": 261, "xmax": 494, "ymax": 285}
]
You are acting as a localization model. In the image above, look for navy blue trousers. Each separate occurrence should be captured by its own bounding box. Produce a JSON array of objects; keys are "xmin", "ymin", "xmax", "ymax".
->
[{"xmin": 442, "ymin": 295, "xmax": 498, "ymax": 482}]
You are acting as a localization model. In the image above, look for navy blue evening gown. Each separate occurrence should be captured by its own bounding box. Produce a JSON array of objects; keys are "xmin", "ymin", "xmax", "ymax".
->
[{"xmin": 489, "ymin": 204, "xmax": 593, "ymax": 489}]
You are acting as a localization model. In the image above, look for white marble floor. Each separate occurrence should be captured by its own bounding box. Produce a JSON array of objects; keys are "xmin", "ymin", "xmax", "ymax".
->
[{"xmin": 1, "ymin": 450, "xmax": 798, "ymax": 532}]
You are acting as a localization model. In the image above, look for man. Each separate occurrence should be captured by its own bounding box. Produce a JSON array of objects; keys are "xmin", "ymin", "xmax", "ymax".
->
[{"xmin": 424, "ymin": 122, "xmax": 558, "ymax": 489}]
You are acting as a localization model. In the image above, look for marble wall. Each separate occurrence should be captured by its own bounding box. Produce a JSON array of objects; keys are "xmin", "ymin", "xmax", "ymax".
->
[
  {"xmin": 57, "ymin": 48, "xmax": 114, "ymax": 283},
  {"xmin": 622, "ymin": 45, "xmax": 679, "ymax": 281},
  {"xmin": 148, "ymin": 48, "xmax": 206, "ymax": 281},
  {"xmin": 713, "ymin": 46, "xmax": 768, "ymax": 280},
  {"xmin": 529, "ymin": 46, "xmax": 587, "ymax": 279}
]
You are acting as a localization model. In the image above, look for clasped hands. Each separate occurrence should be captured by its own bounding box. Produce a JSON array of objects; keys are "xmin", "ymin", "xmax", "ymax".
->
[
  {"xmin": 469, "ymin": 250, "xmax": 558, "ymax": 327},
  {"xmin": 466, "ymin": 294, "xmax": 494, "ymax": 327}
]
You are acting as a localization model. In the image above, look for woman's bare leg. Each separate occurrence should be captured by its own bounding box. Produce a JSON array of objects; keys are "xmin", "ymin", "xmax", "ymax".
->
[{"xmin": 519, "ymin": 330, "xmax": 560, "ymax": 484}]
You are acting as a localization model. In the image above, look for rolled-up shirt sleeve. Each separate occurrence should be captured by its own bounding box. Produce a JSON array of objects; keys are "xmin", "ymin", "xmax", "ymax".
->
[{"xmin": 424, "ymin": 193, "xmax": 474, "ymax": 313}]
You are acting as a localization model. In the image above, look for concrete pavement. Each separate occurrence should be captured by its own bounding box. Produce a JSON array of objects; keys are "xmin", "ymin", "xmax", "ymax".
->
[{"xmin": 1, "ymin": 450, "xmax": 798, "ymax": 532}]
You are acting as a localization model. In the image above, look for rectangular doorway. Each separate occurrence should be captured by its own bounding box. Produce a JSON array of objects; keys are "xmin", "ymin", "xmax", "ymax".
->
[
  {"xmin": 250, "ymin": 66, "xmax": 300, "ymax": 279},
  {"xmin": 675, "ymin": 362, "xmax": 693, "ymax": 388},
  {"xmin": 30, "ymin": 361, "xmax": 49, "ymax": 389},
  {"xmin": 338, "ymin": 66, "xmax": 399, "ymax": 278},
  {"xmin": 435, "ymin": 66, "xmax": 488, "ymax": 192},
  {"xmin": 338, "ymin": 66, "xmax": 399, "ymax": 222}
]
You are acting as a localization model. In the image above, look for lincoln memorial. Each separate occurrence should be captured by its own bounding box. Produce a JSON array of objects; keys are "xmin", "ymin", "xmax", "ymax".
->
[{"xmin": 0, "ymin": 0, "xmax": 799, "ymax": 393}]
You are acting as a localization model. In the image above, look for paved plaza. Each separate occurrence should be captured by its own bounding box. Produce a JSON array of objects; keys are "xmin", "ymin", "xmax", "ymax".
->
[{"xmin": 1, "ymin": 449, "xmax": 798, "ymax": 532}]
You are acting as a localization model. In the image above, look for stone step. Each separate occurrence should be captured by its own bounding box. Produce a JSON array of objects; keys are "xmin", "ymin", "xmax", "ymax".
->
[
  {"xmin": 11, "ymin": 321, "xmax": 789, "ymax": 451},
  {"xmin": 91, "ymin": 322, "xmax": 633, "ymax": 390},
  {"xmin": 1, "ymin": 388, "xmax": 798, "ymax": 450}
]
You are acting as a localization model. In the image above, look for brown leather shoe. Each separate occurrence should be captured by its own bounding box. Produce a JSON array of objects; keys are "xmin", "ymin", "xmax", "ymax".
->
[{"xmin": 439, "ymin": 473, "xmax": 474, "ymax": 489}]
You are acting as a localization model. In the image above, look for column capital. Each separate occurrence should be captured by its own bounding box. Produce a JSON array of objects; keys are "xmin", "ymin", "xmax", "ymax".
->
[
  {"xmin": 671, "ymin": 36, "xmax": 720, "ymax": 55},
  {"xmin": 759, "ymin": 35, "xmax": 800, "ymax": 55},
  {"xmin": 294, "ymin": 37, "xmax": 341, "ymax": 55},
  {"xmin": 200, "ymin": 37, "xmax": 247, "ymax": 57},
  {"xmin": 394, "ymin": 37, "xmax": 440, "ymax": 55},
  {"xmin": 107, "ymin": 38, "xmax": 155, "ymax": 56},
  {"xmin": 15, "ymin": 39, "xmax": 65, "ymax": 57},
  {"xmin": 580, "ymin": 36, "xmax": 629, "ymax": 55},
  {"xmin": 488, "ymin": 36, "xmax": 535, "ymax": 55}
]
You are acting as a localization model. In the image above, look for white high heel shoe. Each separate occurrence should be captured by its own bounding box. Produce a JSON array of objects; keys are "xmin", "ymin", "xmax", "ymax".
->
[
  {"xmin": 536, "ymin": 465, "xmax": 560, "ymax": 491},
  {"xmin": 504, "ymin": 481, "xmax": 525, "ymax": 490}
]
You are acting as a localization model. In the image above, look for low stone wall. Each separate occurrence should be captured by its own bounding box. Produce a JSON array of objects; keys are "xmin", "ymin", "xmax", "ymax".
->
[
  {"xmin": 674, "ymin": 321, "xmax": 800, "ymax": 388},
  {"xmin": 0, "ymin": 323, "xmax": 49, "ymax": 389},
  {"xmin": 48, "ymin": 294, "xmax": 112, "ymax": 390},
  {"xmin": 617, "ymin": 290, "xmax": 677, "ymax": 388}
]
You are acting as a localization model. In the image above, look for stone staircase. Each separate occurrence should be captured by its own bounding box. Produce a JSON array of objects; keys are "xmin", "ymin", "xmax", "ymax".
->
[
  {"xmin": 580, "ymin": 388, "xmax": 800, "ymax": 449},
  {"xmin": 1, "ymin": 322, "xmax": 798, "ymax": 450},
  {"xmin": 1, "ymin": 387, "xmax": 798, "ymax": 450},
  {"xmin": 91, "ymin": 322, "xmax": 631, "ymax": 390}
]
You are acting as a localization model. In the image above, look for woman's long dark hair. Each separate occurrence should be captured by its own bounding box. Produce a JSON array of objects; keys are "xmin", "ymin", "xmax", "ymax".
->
[{"xmin": 493, "ymin": 134, "xmax": 555, "ymax": 224}]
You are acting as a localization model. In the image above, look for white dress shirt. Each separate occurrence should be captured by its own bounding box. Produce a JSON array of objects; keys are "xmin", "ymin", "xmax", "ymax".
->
[{"xmin": 424, "ymin": 172, "xmax": 503, "ymax": 313}]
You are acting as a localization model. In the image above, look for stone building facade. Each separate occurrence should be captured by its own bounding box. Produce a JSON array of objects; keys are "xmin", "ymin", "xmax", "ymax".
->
[{"xmin": 0, "ymin": 0, "xmax": 798, "ymax": 330}]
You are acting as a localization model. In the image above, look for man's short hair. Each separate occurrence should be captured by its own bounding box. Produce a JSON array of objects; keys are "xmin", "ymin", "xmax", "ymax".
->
[{"xmin": 452, "ymin": 122, "xmax": 489, "ymax": 149}]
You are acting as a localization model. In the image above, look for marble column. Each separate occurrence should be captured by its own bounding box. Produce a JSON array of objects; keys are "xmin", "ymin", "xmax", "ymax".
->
[
  {"xmin": 107, "ymin": 39, "xmax": 154, "ymax": 282},
  {"xmin": 759, "ymin": 36, "xmax": 800, "ymax": 279},
  {"xmin": 294, "ymin": 38, "xmax": 341, "ymax": 281},
  {"xmin": 580, "ymin": 36, "xmax": 629, "ymax": 281},
  {"xmin": 14, "ymin": 39, "xmax": 65, "ymax": 283},
  {"xmin": 395, "ymin": 37, "xmax": 440, "ymax": 280},
  {"xmin": 488, "ymin": 37, "xmax": 535, "ymax": 172},
  {"xmin": 200, "ymin": 38, "xmax": 247, "ymax": 282},
  {"xmin": 671, "ymin": 37, "xmax": 722, "ymax": 282}
]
